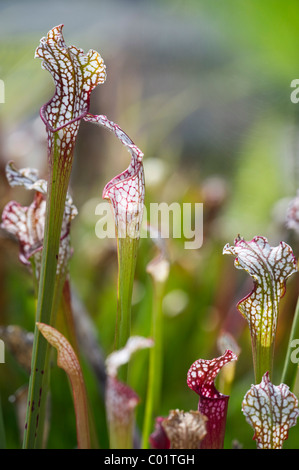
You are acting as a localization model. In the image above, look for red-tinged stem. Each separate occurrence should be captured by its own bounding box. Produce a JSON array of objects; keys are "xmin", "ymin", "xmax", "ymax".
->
[
  {"xmin": 36, "ymin": 322, "xmax": 90, "ymax": 449},
  {"xmin": 56, "ymin": 279, "xmax": 79, "ymax": 355}
]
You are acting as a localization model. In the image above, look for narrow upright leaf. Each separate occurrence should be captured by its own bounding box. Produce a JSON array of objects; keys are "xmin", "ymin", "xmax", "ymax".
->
[
  {"xmin": 142, "ymin": 227, "xmax": 170, "ymax": 448},
  {"xmin": 242, "ymin": 372, "xmax": 299, "ymax": 449},
  {"xmin": 23, "ymin": 24, "xmax": 107, "ymax": 448},
  {"xmin": 36, "ymin": 322, "xmax": 90, "ymax": 449},
  {"xmin": 84, "ymin": 114, "xmax": 145, "ymax": 361}
]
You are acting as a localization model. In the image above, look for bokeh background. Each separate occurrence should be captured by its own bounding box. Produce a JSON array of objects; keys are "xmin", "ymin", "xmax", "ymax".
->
[{"xmin": 1, "ymin": 0, "xmax": 299, "ymax": 449}]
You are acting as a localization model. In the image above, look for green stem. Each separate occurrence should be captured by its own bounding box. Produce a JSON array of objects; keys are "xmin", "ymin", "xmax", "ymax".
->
[
  {"xmin": 0, "ymin": 395, "xmax": 6, "ymax": 449},
  {"xmin": 115, "ymin": 236, "xmax": 139, "ymax": 382},
  {"xmin": 142, "ymin": 280, "xmax": 164, "ymax": 449},
  {"xmin": 108, "ymin": 416, "xmax": 135, "ymax": 449},
  {"xmin": 22, "ymin": 133, "xmax": 73, "ymax": 448},
  {"xmin": 253, "ymin": 338, "xmax": 273, "ymax": 384},
  {"xmin": 281, "ymin": 295, "xmax": 299, "ymax": 390}
]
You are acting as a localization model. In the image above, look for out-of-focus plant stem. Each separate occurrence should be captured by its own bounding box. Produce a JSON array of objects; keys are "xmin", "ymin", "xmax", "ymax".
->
[
  {"xmin": 0, "ymin": 396, "xmax": 5, "ymax": 449},
  {"xmin": 141, "ymin": 242, "xmax": 169, "ymax": 449},
  {"xmin": 106, "ymin": 336, "xmax": 153, "ymax": 449},
  {"xmin": 23, "ymin": 134, "xmax": 73, "ymax": 449},
  {"xmin": 37, "ymin": 322, "xmax": 91, "ymax": 449},
  {"xmin": 115, "ymin": 236, "xmax": 139, "ymax": 383},
  {"xmin": 281, "ymin": 295, "xmax": 299, "ymax": 390},
  {"xmin": 56, "ymin": 280, "xmax": 79, "ymax": 354},
  {"xmin": 142, "ymin": 279, "xmax": 165, "ymax": 449}
]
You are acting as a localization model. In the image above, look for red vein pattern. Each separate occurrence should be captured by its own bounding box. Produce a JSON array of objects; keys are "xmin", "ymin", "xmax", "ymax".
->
[
  {"xmin": 187, "ymin": 350, "xmax": 237, "ymax": 448},
  {"xmin": 35, "ymin": 24, "xmax": 106, "ymax": 165},
  {"xmin": 1, "ymin": 194, "xmax": 45, "ymax": 268},
  {"xmin": 242, "ymin": 372, "xmax": 299, "ymax": 448},
  {"xmin": 84, "ymin": 113, "xmax": 145, "ymax": 239},
  {"xmin": 223, "ymin": 236, "xmax": 297, "ymax": 347},
  {"xmin": 1, "ymin": 162, "xmax": 77, "ymax": 276},
  {"xmin": 34, "ymin": 26, "xmax": 144, "ymax": 239}
]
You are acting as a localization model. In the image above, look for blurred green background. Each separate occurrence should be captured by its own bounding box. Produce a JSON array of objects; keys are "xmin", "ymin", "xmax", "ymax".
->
[{"xmin": 0, "ymin": 0, "xmax": 299, "ymax": 449}]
